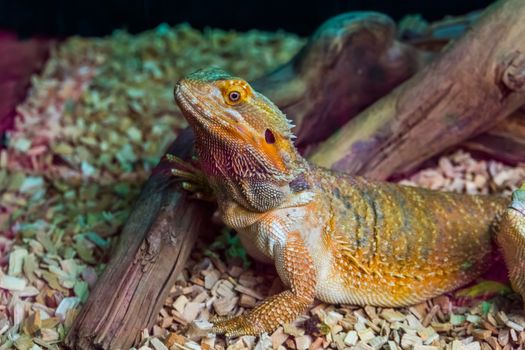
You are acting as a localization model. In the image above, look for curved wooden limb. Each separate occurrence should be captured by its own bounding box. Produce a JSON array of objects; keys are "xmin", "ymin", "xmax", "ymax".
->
[
  {"xmin": 309, "ymin": 0, "xmax": 525, "ymax": 179},
  {"xmin": 64, "ymin": 129, "xmax": 216, "ymax": 350},
  {"xmin": 462, "ymin": 109, "xmax": 525, "ymax": 165},
  {"xmin": 253, "ymin": 12, "xmax": 430, "ymax": 147}
]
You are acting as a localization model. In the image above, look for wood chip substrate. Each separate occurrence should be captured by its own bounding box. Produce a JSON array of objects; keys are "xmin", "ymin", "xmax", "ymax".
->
[{"xmin": 1, "ymin": 24, "xmax": 525, "ymax": 350}]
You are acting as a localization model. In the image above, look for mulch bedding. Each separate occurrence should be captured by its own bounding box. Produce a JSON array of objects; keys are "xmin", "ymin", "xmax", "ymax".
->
[{"xmin": 1, "ymin": 25, "xmax": 525, "ymax": 350}]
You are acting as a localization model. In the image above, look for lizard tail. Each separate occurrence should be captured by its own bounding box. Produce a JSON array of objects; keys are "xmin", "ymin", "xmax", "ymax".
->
[{"xmin": 497, "ymin": 183, "xmax": 525, "ymax": 303}]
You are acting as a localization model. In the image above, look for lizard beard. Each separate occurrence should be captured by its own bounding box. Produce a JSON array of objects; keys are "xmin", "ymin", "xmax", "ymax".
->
[
  {"xmin": 195, "ymin": 133, "xmax": 298, "ymax": 182},
  {"xmin": 195, "ymin": 133, "xmax": 302, "ymax": 211}
]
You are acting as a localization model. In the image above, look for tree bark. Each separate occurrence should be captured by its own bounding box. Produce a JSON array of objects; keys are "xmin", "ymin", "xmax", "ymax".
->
[
  {"xmin": 252, "ymin": 11, "xmax": 430, "ymax": 147},
  {"xmin": 254, "ymin": 9, "xmax": 525, "ymax": 163},
  {"xmin": 308, "ymin": 0, "xmax": 525, "ymax": 179},
  {"xmin": 399, "ymin": 10, "xmax": 482, "ymax": 51},
  {"xmin": 462, "ymin": 109, "xmax": 525, "ymax": 164},
  {"xmin": 65, "ymin": 129, "xmax": 215, "ymax": 350}
]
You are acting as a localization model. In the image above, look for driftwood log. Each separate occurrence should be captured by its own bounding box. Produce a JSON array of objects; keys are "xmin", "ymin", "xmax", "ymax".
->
[
  {"xmin": 252, "ymin": 11, "xmax": 430, "ymax": 147},
  {"xmin": 394, "ymin": 8, "xmax": 525, "ymax": 166},
  {"xmin": 309, "ymin": 0, "xmax": 525, "ymax": 179},
  {"xmin": 255, "ymin": 10, "xmax": 525, "ymax": 163},
  {"xmin": 66, "ymin": 1, "xmax": 525, "ymax": 349},
  {"xmin": 462, "ymin": 109, "xmax": 525, "ymax": 165},
  {"xmin": 65, "ymin": 129, "xmax": 216, "ymax": 349}
]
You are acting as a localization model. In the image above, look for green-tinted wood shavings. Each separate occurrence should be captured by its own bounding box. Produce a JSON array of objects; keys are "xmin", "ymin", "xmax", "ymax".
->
[
  {"xmin": 206, "ymin": 228, "xmax": 250, "ymax": 268},
  {"xmin": 1, "ymin": 22, "xmax": 306, "ymax": 348}
]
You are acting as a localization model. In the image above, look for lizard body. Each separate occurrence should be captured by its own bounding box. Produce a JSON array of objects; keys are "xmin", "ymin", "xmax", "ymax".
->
[{"xmin": 173, "ymin": 68, "xmax": 512, "ymax": 336}]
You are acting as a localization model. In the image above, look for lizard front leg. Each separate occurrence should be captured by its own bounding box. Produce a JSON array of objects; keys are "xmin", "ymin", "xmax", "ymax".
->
[{"xmin": 211, "ymin": 232, "xmax": 316, "ymax": 336}]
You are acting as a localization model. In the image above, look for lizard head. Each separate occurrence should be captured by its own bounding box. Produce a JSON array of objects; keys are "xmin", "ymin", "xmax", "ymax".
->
[
  {"xmin": 175, "ymin": 68, "xmax": 306, "ymax": 180},
  {"xmin": 175, "ymin": 68, "xmax": 308, "ymax": 211}
]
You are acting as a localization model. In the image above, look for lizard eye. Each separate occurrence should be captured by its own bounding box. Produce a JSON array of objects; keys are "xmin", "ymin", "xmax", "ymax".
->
[
  {"xmin": 265, "ymin": 129, "xmax": 276, "ymax": 144},
  {"xmin": 227, "ymin": 90, "xmax": 241, "ymax": 104},
  {"xmin": 221, "ymin": 80, "xmax": 252, "ymax": 105}
]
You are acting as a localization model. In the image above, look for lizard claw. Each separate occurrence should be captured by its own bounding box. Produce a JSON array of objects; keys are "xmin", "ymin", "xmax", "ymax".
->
[
  {"xmin": 210, "ymin": 314, "xmax": 264, "ymax": 337},
  {"xmin": 166, "ymin": 153, "xmax": 214, "ymax": 201}
]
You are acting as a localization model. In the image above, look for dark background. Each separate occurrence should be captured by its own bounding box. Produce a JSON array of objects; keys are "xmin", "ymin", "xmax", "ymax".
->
[{"xmin": 0, "ymin": 0, "xmax": 496, "ymax": 38}]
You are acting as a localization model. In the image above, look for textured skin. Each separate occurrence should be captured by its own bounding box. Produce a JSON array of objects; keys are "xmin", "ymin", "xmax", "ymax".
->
[
  {"xmin": 173, "ymin": 68, "xmax": 510, "ymax": 336},
  {"xmin": 498, "ymin": 185, "xmax": 525, "ymax": 299}
]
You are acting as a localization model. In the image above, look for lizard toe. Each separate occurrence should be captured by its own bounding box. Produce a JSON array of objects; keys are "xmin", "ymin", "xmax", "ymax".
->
[{"xmin": 211, "ymin": 314, "xmax": 263, "ymax": 337}]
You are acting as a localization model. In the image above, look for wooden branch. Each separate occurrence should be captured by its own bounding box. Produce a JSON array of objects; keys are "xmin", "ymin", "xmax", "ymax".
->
[
  {"xmin": 398, "ymin": 11, "xmax": 525, "ymax": 165},
  {"xmin": 462, "ymin": 109, "xmax": 525, "ymax": 164},
  {"xmin": 257, "ymin": 9, "xmax": 524, "ymax": 161},
  {"xmin": 65, "ymin": 129, "xmax": 215, "ymax": 350},
  {"xmin": 252, "ymin": 12, "xmax": 429, "ymax": 147},
  {"xmin": 308, "ymin": 0, "xmax": 525, "ymax": 179},
  {"xmin": 399, "ymin": 10, "xmax": 482, "ymax": 52}
]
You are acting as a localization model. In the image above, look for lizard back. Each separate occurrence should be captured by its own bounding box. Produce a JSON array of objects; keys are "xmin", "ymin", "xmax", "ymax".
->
[{"xmin": 311, "ymin": 166, "xmax": 508, "ymax": 306}]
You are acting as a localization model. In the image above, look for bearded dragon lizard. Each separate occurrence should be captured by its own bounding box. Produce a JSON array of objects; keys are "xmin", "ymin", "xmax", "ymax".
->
[{"xmin": 172, "ymin": 68, "xmax": 521, "ymax": 337}]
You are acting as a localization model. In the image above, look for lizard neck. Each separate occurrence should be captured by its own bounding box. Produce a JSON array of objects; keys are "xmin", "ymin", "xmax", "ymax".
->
[{"xmin": 195, "ymin": 132, "xmax": 311, "ymax": 213}]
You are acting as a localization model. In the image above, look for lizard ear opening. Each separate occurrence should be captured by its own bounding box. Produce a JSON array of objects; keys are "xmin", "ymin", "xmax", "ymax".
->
[{"xmin": 265, "ymin": 129, "xmax": 276, "ymax": 144}]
